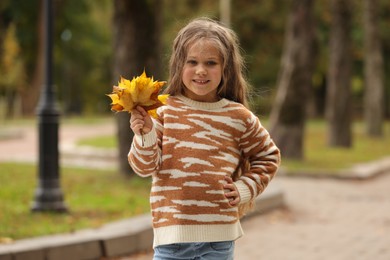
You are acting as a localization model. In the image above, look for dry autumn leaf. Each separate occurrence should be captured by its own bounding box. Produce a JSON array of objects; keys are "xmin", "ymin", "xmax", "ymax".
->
[{"xmin": 107, "ymin": 70, "xmax": 168, "ymax": 118}]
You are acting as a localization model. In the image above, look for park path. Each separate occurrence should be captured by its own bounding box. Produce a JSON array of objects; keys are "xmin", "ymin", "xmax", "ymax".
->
[
  {"xmin": 125, "ymin": 173, "xmax": 390, "ymax": 260},
  {"xmin": 0, "ymin": 120, "xmax": 115, "ymax": 164}
]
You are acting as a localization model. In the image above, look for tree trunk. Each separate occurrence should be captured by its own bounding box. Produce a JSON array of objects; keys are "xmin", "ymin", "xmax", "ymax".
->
[
  {"xmin": 363, "ymin": 0, "xmax": 384, "ymax": 137},
  {"xmin": 325, "ymin": 0, "xmax": 353, "ymax": 147},
  {"xmin": 113, "ymin": 0, "xmax": 162, "ymax": 175},
  {"xmin": 269, "ymin": 0, "xmax": 316, "ymax": 160}
]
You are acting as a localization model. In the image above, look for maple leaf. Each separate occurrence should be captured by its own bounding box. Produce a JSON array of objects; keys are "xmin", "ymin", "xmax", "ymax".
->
[{"xmin": 107, "ymin": 70, "xmax": 167, "ymax": 118}]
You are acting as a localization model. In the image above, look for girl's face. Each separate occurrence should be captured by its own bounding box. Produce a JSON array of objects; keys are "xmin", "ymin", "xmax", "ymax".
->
[{"xmin": 182, "ymin": 40, "xmax": 222, "ymax": 102}]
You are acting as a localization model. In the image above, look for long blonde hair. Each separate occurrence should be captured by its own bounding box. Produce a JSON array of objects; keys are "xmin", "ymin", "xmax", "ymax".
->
[{"xmin": 165, "ymin": 17, "xmax": 251, "ymax": 108}]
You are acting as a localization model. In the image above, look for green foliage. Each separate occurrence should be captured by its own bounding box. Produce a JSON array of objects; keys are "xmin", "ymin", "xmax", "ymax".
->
[
  {"xmin": 232, "ymin": 0, "xmax": 287, "ymax": 91},
  {"xmin": 55, "ymin": 0, "xmax": 113, "ymax": 114},
  {"xmin": 0, "ymin": 23, "xmax": 25, "ymax": 92},
  {"xmin": 3, "ymin": 0, "xmax": 39, "ymax": 75},
  {"xmin": 282, "ymin": 120, "xmax": 390, "ymax": 171},
  {"xmin": 0, "ymin": 163, "xmax": 150, "ymax": 240}
]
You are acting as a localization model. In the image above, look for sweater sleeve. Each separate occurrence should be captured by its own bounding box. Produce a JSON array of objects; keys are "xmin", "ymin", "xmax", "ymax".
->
[
  {"xmin": 128, "ymin": 117, "xmax": 163, "ymax": 178},
  {"xmin": 235, "ymin": 113, "xmax": 281, "ymax": 204}
]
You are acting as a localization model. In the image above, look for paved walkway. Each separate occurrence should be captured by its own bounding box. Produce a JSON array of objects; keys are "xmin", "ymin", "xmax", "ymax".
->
[
  {"xmin": 122, "ymin": 173, "xmax": 390, "ymax": 260},
  {"xmin": 0, "ymin": 120, "xmax": 116, "ymax": 166},
  {"xmin": 1, "ymin": 122, "xmax": 390, "ymax": 260}
]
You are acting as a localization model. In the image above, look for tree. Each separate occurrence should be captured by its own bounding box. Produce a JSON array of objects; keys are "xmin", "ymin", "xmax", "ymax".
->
[
  {"xmin": 269, "ymin": 0, "xmax": 317, "ymax": 160},
  {"xmin": 113, "ymin": 0, "xmax": 163, "ymax": 175},
  {"xmin": 0, "ymin": 0, "xmax": 42, "ymax": 116},
  {"xmin": 325, "ymin": 0, "xmax": 353, "ymax": 147},
  {"xmin": 55, "ymin": 0, "xmax": 113, "ymax": 115},
  {"xmin": 363, "ymin": 0, "xmax": 384, "ymax": 137},
  {"xmin": 231, "ymin": 1, "xmax": 288, "ymax": 115},
  {"xmin": 0, "ymin": 23, "xmax": 26, "ymax": 118}
]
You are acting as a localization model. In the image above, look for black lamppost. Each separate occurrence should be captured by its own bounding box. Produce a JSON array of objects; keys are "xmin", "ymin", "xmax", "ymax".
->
[{"xmin": 31, "ymin": 0, "xmax": 67, "ymax": 212}]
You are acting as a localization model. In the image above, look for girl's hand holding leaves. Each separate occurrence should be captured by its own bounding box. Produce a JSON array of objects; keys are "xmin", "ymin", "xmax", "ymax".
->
[{"xmin": 130, "ymin": 106, "xmax": 153, "ymax": 136}]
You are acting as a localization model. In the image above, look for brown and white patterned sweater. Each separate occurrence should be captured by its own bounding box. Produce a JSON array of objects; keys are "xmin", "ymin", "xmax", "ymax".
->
[{"xmin": 128, "ymin": 95, "xmax": 280, "ymax": 248}]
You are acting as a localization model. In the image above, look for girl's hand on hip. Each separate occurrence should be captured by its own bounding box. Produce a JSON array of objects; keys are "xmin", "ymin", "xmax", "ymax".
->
[
  {"xmin": 130, "ymin": 106, "xmax": 153, "ymax": 136},
  {"xmin": 224, "ymin": 176, "xmax": 241, "ymax": 206}
]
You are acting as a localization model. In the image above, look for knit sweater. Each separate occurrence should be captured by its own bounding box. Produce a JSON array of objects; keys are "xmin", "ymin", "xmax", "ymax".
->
[{"xmin": 128, "ymin": 95, "xmax": 280, "ymax": 248}]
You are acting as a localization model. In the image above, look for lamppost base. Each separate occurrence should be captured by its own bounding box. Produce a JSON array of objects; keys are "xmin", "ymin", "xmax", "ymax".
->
[
  {"xmin": 31, "ymin": 179, "xmax": 68, "ymax": 213},
  {"xmin": 31, "ymin": 203, "xmax": 68, "ymax": 213}
]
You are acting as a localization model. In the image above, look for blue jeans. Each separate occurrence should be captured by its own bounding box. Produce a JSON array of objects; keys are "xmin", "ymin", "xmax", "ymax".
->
[{"xmin": 153, "ymin": 241, "xmax": 235, "ymax": 260}]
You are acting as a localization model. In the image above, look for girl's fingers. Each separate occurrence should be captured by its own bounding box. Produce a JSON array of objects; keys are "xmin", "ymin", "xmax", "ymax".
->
[
  {"xmin": 224, "ymin": 177, "xmax": 241, "ymax": 206},
  {"xmin": 131, "ymin": 115, "xmax": 144, "ymax": 126},
  {"xmin": 131, "ymin": 120, "xmax": 144, "ymax": 132},
  {"xmin": 135, "ymin": 105, "xmax": 149, "ymax": 117},
  {"xmin": 130, "ymin": 108, "xmax": 143, "ymax": 119},
  {"xmin": 225, "ymin": 190, "xmax": 240, "ymax": 205},
  {"xmin": 224, "ymin": 186, "xmax": 237, "ymax": 198},
  {"xmin": 229, "ymin": 197, "xmax": 240, "ymax": 206},
  {"xmin": 130, "ymin": 106, "xmax": 153, "ymax": 136},
  {"xmin": 130, "ymin": 109, "xmax": 145, "ymax": 136},
  {"xmin": 225, "ymin": 176, "xmax": 233, "ymax": 183}
]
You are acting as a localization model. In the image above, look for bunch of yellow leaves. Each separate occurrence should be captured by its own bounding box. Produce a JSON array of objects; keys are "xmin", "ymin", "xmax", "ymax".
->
[{"xmin": 107, "ymin": 70, "xmax": 168, "ymax": 118}]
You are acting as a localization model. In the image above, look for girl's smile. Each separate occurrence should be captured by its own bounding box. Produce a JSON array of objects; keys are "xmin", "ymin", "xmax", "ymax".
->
[{"xmin": 182, "ymin": 40, "xmax": 222, "ymax": 102}]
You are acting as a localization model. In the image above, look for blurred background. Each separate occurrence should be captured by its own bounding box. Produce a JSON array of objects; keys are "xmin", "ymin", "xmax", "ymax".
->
[
  {"xmin": 1, "ymin": 0, "xmax": 389, "ymax": 167},
  {"xmin": 1, "ymin": 1, "xmax": 390, "ymax": 258},
  {"xmin": 0, "ymin": 0, "xmax": 388, "ymax": 117}
]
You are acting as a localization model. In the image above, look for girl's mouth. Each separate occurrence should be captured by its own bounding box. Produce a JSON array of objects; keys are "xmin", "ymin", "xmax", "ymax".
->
[{"xmin": 193, "ymin": 79, "xmax": 209, "ymax": 84}]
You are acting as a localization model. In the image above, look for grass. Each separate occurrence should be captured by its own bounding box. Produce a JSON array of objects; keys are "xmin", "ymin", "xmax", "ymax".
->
[
  {"xmin": 2, "ymin": 117, "xmax": 390, "ymax": 241},
  {"xmin": 282, "ymin": 120, "xmax": 390, "ymax": 171},
  {"xmin": 61, "ymin": 115, "xmax": 114, "ymax": 125},
  {"xmin": 77, "ymin": 135, "xmax": 117, "ymax": 149},
  {"xmin": 0, "ymin": 163, "xmax": 151, "ymax": 241}
]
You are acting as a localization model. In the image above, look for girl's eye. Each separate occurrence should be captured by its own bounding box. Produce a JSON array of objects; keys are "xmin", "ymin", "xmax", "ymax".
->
[
  {"xmin": 207, "ymin": 61, "xmax": 217, "ymax": 66},
  {"xmin": 186, "ymin": 60, "xmax": 197, "ymax": 65}
]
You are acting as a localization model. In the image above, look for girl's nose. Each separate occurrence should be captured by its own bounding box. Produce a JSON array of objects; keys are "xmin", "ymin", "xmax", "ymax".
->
[{"xmin": 196, "ymin": 65, "xmax": 207, "ymax": 76}]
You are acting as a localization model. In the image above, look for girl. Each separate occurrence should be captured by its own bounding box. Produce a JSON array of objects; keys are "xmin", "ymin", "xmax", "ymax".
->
[{"xmin": 129, "ymin": 17, "xmax": 280, "ymax": 260}]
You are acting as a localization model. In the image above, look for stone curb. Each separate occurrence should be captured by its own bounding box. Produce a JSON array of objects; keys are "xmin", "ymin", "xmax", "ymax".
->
[
  {"xmin": 0, "ymin": 184, "xmax": 284, "ymax": 260},
  {"xmin": 60, "ymin": 144, "xmax": 118, "ymax": 169}
]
